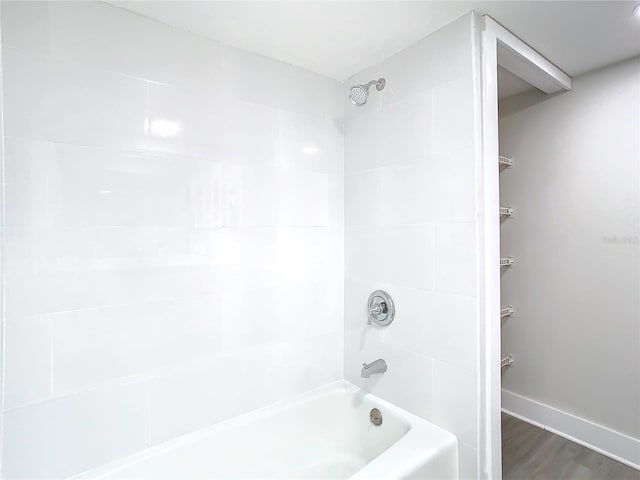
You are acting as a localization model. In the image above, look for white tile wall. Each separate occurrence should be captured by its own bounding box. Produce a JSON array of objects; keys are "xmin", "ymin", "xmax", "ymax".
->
[
  {"xmin": 0, "ymin": 1, "xmax": 344, "ymax": 478},
  {"xmin": 0, "ymin": 1, "xmax": 49, "ymax": 54},
  {"xmin": 147, "ymin": 332, "xmax": 342, "ymax": 444},
  {"xmin": 3, "ymin": 382, "xmax": 150, "ymax": 479},
  {"xmin": 1, "ymin": 2, "xmax": 483, "ymax": 479},
  {"xmin": 346, "ymin": 225, "xmax": 436, "ymax": 289},
  {"xmin": 48, "ymin": 1, "xmax": 221, "ymax": 91},
  {"xmin": 3, "ymin": 48, "xmax": 148, "ymax": 147},
  {"xmin": 343, "ymin": 13, "xmax": 480, "ymax": 478},
  {"xmin": 3, "ymin": 315, "xmax": 52, "ymax": 410}
]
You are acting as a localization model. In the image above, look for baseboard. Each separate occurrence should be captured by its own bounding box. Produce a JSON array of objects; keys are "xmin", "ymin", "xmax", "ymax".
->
[{"xmin": 502, "ymin": 389, "xmax": 640, "ymax": 470}]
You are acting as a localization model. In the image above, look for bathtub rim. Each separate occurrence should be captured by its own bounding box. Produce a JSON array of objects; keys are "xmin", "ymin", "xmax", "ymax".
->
[{"xmin": 70, "ymin": 380, "xmax": 458, "ymax": 480}]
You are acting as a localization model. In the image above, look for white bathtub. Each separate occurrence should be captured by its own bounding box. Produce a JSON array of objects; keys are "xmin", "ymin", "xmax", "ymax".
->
[{"xmin": 74, "ymin": 381, "xmax": 458, "ymax": 479}]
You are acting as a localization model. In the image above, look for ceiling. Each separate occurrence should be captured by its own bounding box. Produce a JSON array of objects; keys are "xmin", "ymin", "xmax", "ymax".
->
[{"xmin": 111, "ymin": 1, "xmax": 640, "ymax": 83}]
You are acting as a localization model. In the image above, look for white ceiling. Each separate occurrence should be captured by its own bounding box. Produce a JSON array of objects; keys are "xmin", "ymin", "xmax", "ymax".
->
[{"xmin": 111, "ymin": 1, "xmax": 640, "ymax": 82}]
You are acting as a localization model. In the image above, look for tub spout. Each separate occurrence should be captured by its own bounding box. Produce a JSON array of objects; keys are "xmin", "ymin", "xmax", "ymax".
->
[{"xmin": 361, "ymin": 359, "xmax": 387, "ymax": 378}]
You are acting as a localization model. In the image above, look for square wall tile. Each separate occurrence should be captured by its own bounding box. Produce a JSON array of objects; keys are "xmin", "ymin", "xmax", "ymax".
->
[
  {"xmin": 344, "ymin": 170, "xmax": 382, "ymax": 227},
  {"xmin": 346, "ymin": 225, "xmax": 436, "ymax": 290},
  {"xmin": 458, "ymin": 443, "xmax": 479, "ymax": 480},
  {"xmin": 2, "ymin": 381, "xmax": 149, "ymax": 479},
  {"xmin": 3, "ymin": 226, "xmax": 230, "ymax": 318},
  {"xmin": 279, "ymin": 111, "xmax": 344, "ymax": 174},
  {"xmin": 432, "ymin": 75, "xmax": 476, "ymax": 154},
  {"xmin": 147, "ymin": 357, "xmax": 261, "ymax": 444},
  {"xmin": 436, "ymin": 222, "xmax": 478, "ymax": 296},
  {"xmin": 378, "ymin": 14, "xmax": 473, "ymax": 107},
  {"xmin": 432, "ymin": 360, "xmax": 478, "ymax": 448},
  {"xmin": 50, "ymin": 296, "xmax": 225, "ymax": 395},
  {"xmin": 49, "ymin": 1, "xmax": 221, "ymax": 89},
  {"xmin": 3, "ymin": 48, "xmax": 148, "ymax": 148},
  {"xmin": 1, "ymin": 0, "xmax": 50, "ymax": 54},
  {"xmin": 3, "ymin": 138, "xmax": 212, "ymax": 229},
  {"xmin": 3, "ymin": 316, "xmax": 52, "ymax": 410},
  {"xmin": 277, "ymin": 170, "xmax": 330, "ymax": 226},
  {"xmin": 383, "ymin": 288, "xmax": 478, "ymax": 372},
  {"xmin": 148, "ymin": 333, "xmax": 342, "ymax": 444},
  {"xmin": 144, "ymin": 84, "xmax": 280, "ymax": 163},
  {"xmin": 219, "ymin": 43, "xmax": 339, "ymax": 117}
]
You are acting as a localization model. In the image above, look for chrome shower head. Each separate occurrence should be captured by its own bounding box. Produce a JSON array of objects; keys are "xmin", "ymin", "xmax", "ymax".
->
[{"xmin": 349, "ymin": 78, "xmax": 386, "ymax": 106}]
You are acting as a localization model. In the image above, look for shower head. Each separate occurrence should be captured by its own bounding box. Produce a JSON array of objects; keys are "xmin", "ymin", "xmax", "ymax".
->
[{"xmin": 349, "ymin": 78, "xmax": 386, "ymax": 106}]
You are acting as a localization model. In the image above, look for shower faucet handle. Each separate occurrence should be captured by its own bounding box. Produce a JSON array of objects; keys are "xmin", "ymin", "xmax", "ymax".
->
[
  {"xmin": 367, "ymin": 290, "xmax": 395, "ymax": 327},
  {"xmin": 369, "ymin": 302, "xmax": 387, "ymax": 316}
]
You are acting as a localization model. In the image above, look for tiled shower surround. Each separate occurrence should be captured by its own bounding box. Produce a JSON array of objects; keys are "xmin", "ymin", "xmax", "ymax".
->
[
  {"xmin": 344, "ymin": 15, "xmax": 481, "ymax": 479},
  {"xmin": 0, "ymin": 2, "xmax": 482, "ymax": 479},
  {"xmin": 1, "ymin": 2, "xmax": 344, "ymax": 477}
]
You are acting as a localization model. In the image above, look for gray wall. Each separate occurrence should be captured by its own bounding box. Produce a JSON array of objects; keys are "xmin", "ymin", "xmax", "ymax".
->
[{"xmin": 499, "ymin": 57, "xmax": 640, "ymax": 439}]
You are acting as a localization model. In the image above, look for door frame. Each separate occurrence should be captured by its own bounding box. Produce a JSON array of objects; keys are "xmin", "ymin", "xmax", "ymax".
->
[{"xmin": 478, "ymin": 15, "xmax": 571, "ymax": 479}]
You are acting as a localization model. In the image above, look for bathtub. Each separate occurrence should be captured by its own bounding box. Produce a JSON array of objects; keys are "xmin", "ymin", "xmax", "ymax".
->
[{"xmin": 74, "ymin": 381, "xmax": 458, "ymax": 479}]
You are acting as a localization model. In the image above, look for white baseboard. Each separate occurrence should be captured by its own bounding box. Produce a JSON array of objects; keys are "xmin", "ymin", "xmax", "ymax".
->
[{"xmin": 502, "ymin": 389, "xmax": 640, "ymax": 470}]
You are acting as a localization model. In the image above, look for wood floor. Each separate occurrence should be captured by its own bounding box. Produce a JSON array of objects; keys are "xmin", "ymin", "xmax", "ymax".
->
[{"xmin": 502, "ymin": 413, "xmax": 640, "ymax": 480}]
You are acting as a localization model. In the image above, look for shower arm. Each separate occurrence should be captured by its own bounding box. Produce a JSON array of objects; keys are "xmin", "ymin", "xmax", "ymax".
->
[{"xmin": 364, "ymin": 78, "xmax": 386, "ymax": 91}]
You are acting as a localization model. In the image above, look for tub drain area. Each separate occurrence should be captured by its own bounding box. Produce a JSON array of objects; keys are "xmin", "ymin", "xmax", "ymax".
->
[{"xmin": 369, "ymin": 408, "xmax": 383, "ymax": 426}]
